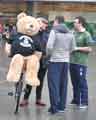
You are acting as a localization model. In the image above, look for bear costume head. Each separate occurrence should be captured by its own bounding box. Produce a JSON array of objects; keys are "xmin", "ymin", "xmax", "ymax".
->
[{"xmin": 17, "ymin": 12, "xmax": 40, "ymax": 36}]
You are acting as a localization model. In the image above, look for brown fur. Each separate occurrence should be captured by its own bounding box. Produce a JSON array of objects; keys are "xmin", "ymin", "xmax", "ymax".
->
[
  {"xmin": 25, "ymin": 55, "xmax": 40, "ymax": 86},
  {"xmin": 7, "ymin": 54, "xmax": 24, "ymax": 82},
  {"xmin": 7, "ymin": 54, "xmax": 40, "ymax": 86}
]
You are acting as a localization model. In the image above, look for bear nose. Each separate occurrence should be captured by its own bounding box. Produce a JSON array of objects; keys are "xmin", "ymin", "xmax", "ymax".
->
[{"xmin": 30, "ymin": 25, "xmax": 33, "ymax": 28}]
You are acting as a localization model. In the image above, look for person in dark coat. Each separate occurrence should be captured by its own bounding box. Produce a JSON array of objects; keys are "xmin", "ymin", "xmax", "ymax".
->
[{"xmin": 20, "ymin": 17, "xmax": 49, "ymax": 107}]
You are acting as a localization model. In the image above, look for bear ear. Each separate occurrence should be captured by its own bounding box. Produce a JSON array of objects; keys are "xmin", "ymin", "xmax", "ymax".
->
[{"xmin": 17, "ymin": 12, "xmax": 27, "ymax": 21}]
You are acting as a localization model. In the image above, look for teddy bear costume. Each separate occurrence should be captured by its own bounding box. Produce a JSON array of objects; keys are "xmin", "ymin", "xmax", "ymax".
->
[{"xmin": 5, "ymin": 13, "xmax": 42, "ymax": 86}]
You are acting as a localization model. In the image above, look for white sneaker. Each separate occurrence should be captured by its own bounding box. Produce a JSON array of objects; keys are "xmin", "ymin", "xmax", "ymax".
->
[
  {"xmin": 69, "ymin": 103, "xmax": 77, "ymax": 106},
  {"xmin": 58, "ymin": 109, "xmax": 65, "ymax": 113},
  {"xmin": 78, "ymin": 105, "xmax": 88, "ymax": 109}
]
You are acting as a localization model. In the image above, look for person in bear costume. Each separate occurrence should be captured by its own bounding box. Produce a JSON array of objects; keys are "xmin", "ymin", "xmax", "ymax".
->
[{"xmin": 5, "ymin": 12, "xmax": 42, "ymax": 86}]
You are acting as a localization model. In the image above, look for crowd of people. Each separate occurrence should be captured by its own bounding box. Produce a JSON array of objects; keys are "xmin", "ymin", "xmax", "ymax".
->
[{"xmin": 4, "ymin": 14, "xmax": 92, "ymax": 115}]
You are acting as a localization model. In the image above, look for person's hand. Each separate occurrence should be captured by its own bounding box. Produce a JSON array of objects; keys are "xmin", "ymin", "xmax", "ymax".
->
[
  {"xmin": 5, "ymin": 32, "xmax": 10, "ymax": 39},
  {"xmin": 87, "ymin": 47, "xmax": 92, "ymax": 52},
  {"xmin": 5, "ymin": 42, "xmax": 11, "ymax": 56}
]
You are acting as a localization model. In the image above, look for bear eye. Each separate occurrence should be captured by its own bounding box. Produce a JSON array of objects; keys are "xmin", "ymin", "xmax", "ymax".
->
[{"xmin": 30, "ymin": 25, "xmax": 33, "ymax": 28}]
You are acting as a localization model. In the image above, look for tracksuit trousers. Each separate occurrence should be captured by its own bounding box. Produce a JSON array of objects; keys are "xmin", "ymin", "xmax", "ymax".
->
[
  {"xmin": 47, "ymin": 62, "xmax": 68, "ymax": 112},
  {"xmin": 70, "ymin": 63, "xmax": 88, "ymax": 105}
]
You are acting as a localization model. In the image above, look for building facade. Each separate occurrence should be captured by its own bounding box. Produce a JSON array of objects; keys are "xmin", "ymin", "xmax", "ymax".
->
[{"xmin": 0, "ymin": 1, "xmax": 96, "ymax": 23}]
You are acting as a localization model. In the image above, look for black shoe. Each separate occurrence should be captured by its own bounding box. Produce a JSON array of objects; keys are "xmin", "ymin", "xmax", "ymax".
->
[
  {"xmin": 48, "ymin": 108, "xmax": 58, "ymax": 114},
  {"xmin": 51, "ymin": 110, "xmax": 58, "ymax": 114},
  {"xmin": 48, "ymin": 107, "xmax": 52, "ymax": 112},
  {"xmin": 20, "ymin": 100, "xmax": 29, "ymax": 107},
  {"xmin": 69, "ymin": 100, "xmax": 77, "ymax": 106},
  {"xmin": 36, "ymin": 101, "xmax": 46, "ymax": 107}
]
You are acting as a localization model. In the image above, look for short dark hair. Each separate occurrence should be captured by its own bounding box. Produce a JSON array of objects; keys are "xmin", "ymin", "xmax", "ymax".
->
[
  {"xmin": 55, "ymin": 16, "xmax": 64, "ymax": 24},
  {"xmin": 75, "ymin": 16, "xmax": 87, "ymax": 28},
  {"xmin": 37, "ymin": 14, "xmax": 48, "ymax": 24}
]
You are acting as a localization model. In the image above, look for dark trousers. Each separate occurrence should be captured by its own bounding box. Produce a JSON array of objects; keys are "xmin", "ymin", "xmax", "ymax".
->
[
  {"xmin": 47, "ymin": 62, "xmax": 68, "ymax": 112},
  {"xmin": 24, "ymin": 64, "xmax": 47, "ymax": 100},
  {"xmin": 70, "ymin": 63, "xmax": 88, "ymax": 105}
]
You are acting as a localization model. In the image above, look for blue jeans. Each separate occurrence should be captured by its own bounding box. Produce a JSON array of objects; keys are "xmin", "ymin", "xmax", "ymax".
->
[
  {"xmin": 70, "ymin": 63, "xmax": 88, "ymax": 105},
  {"xmin": 47, "ymin": 62, "xmax": 68, "ymax": 112}
]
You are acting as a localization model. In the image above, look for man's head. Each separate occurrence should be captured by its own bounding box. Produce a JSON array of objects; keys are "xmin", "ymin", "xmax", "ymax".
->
[
  {"xmin": 74, "ymin": 16, "xmax": 87, "ymax": 31},
  {"xmin": 53, "ymin": 16, "xmax": 64, "ymax": 26},
  {"xmin": 37, "ymin": 17, "xmax": 48, "ymax": 31}
]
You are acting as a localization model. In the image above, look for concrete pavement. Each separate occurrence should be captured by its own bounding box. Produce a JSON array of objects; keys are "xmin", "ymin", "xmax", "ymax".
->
[{"xmin": 0, "ymin": 42, "xmax": 96, "ymax": 120}]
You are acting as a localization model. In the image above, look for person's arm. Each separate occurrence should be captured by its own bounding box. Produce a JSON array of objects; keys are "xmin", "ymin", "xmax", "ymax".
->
[
  {"xmin": 75, "ymin": 46, "xmax": 92, "ymax": 53},
  {"xmin": 70, "ymin": 34, "xmax": 77, "ymax": 52},
  {"xmin": 73, "ymin": 32, "xmax": 92, "ymax": 53},
  {"xmin": 5, "ymin": 42, "xmax": 11, "ymax": 56},
  {"xmin": 46, "ymin": 30, "xmax": 56, "ymax": 56},
  {"xmin": 34, "ymin": 38, "xmax": 43, "ymax": 60},
  {"xmin": 4, "ymin": 34, "xmax": 14, "ymax": 56}
]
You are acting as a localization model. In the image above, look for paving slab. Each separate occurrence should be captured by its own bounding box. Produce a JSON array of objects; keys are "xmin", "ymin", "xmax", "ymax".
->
[{"xmin": 0, "ymin": 42, "xmax": 96, "ymax": 120}]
